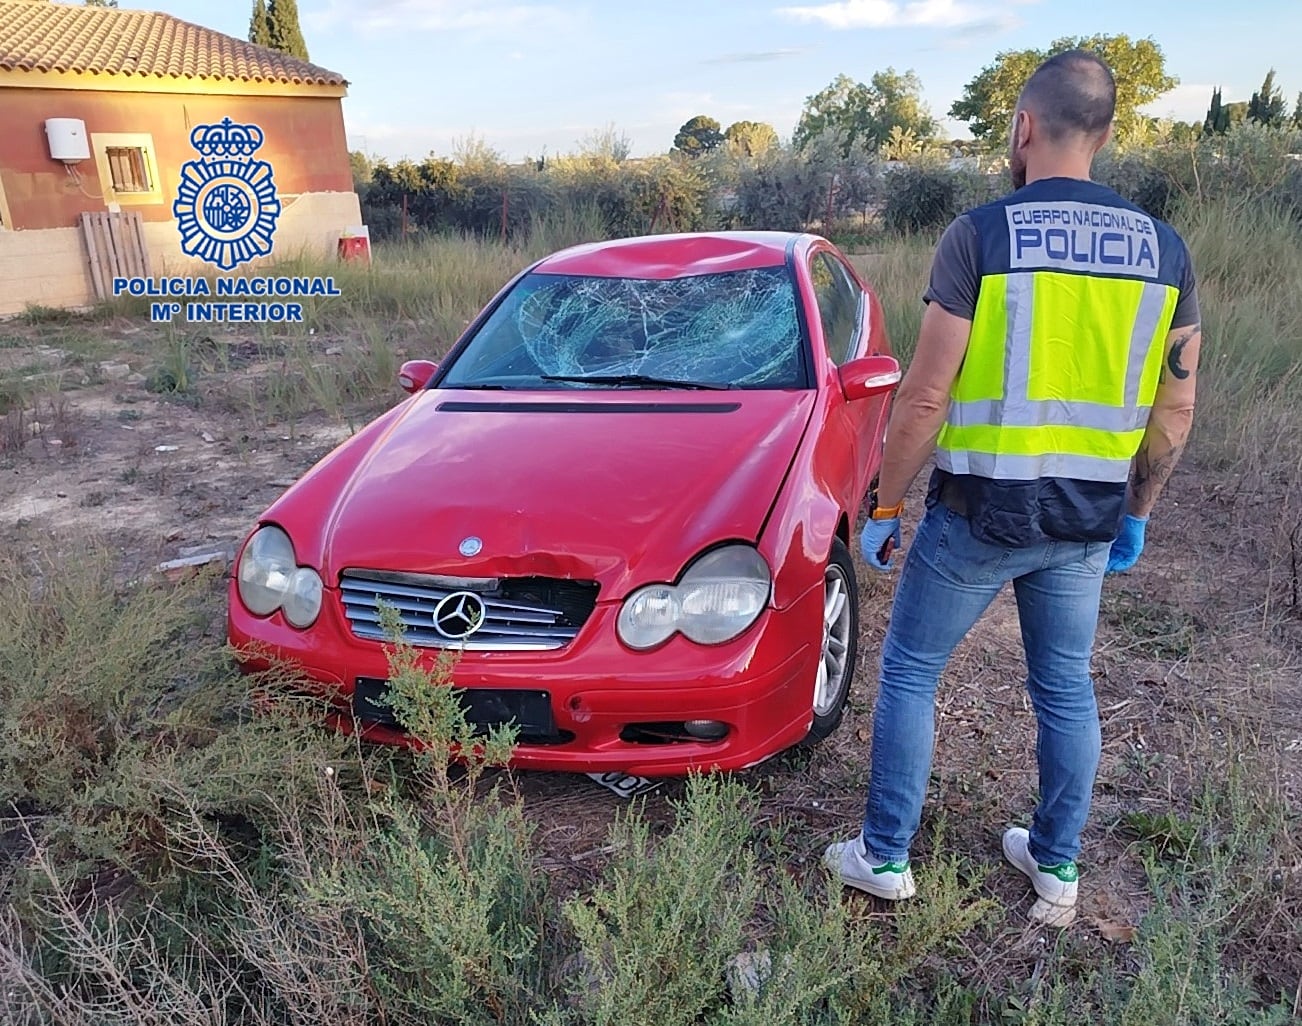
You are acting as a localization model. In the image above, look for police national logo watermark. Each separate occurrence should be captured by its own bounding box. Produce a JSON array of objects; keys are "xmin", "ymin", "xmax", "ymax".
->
[
  {"xmin": 175, "ymin": 117, "xmax": 280, "ymax": 271},
  {"xmin": 111, "ymin": 116, "xmax": 343, "ymax": 324}
]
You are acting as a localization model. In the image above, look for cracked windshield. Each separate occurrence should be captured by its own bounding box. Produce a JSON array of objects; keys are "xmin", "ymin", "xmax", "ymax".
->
[{"xmin": 440, "ymin": 266, "xmax": 806, "ymax": 389}]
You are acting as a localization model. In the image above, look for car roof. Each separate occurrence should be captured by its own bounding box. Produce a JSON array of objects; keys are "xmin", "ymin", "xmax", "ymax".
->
[{"xmin": 532, "ymin": 230, "xmax": 811, "ymax": 280}]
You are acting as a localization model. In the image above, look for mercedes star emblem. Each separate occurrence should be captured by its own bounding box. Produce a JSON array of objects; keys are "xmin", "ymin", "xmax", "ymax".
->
[
  {"xmin": 433, "ymin": 590, "xmax": 487, "ymax": 640},
  {"xmin": 459, "ymin": 535, "xmax": 483, "ymax": 557}
]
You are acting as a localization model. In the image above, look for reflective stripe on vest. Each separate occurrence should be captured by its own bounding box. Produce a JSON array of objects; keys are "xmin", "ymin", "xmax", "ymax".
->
[
  {"xmin": 935, "ymin": 450, "xmax": 1135, "ymax": 482},
  {"xmin": 936, "ymin": 268, "xmax": 1178, "ymax": 484}
]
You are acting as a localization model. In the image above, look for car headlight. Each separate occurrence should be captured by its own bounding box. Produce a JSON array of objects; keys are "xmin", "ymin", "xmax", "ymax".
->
[
  {"xmin": 617, "ymin": 544, "xmax": 771, "ymax": 650},
  {"xmin": 237, "ymin": 525, "xmax": 323, "ymax": 628}
]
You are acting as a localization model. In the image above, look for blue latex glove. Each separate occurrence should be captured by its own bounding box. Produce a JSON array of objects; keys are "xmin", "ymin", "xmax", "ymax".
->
[
  {"xmin": 860, "ymin": 516, "xmax": 902, "ymax": 571},
  {"xmin": 1106, "ymin": 514, "xmax": 1148, "ymax": 574}
]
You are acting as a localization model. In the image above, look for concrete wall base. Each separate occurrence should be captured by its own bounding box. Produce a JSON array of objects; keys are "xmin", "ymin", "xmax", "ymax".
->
[{"xmin": 0, "ymin": 191, "xmax": 363, "ymax": 318}]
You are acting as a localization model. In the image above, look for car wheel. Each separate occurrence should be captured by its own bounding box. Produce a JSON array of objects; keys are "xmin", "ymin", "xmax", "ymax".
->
[{"xmin": 805, "ymin": 537, "xmax": 859, "ymax": 742}]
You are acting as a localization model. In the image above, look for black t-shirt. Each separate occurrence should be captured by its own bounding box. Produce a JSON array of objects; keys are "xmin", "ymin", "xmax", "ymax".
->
[{"xmin": 922, "ymin": 212, "xmax": 1201, "ymax": 328}]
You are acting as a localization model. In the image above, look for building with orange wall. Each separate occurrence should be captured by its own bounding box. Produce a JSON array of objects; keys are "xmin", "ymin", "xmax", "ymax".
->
[{"xmin": 0, "ymin": 0, "xmax": 363, "ymax": 316}]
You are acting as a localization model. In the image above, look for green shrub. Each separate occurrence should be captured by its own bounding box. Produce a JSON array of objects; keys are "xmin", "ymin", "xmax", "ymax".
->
[
  {"xmin": 1095, "ymin": 122, "xmax": 1302, "ymax": 222},
  {"xmin": 362, "ymin": 152, "xmax": 713, "ymax": 243},
  {"xmin": 555, "ymin": 774, "xmax": 762, "ymax": 1023},
  {"xmin": 733, "ymin": 130, "xmax": 878, "ymax": 232},
  {"xmin": 879, "ymin": 160, "xmax": 1004, "ymax": 235},
  {"xmin": 0, "ymin": 541, "xmax": 363, "ymax": 882},
  {"xmin": 881, "ymin": 163, "xmax": 959, "ymax": 233}
]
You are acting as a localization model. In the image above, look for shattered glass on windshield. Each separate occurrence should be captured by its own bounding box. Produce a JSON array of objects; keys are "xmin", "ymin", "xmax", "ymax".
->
[{"xmin": 441, "ymin": 267, "xmax": 806, "ymax": 389}]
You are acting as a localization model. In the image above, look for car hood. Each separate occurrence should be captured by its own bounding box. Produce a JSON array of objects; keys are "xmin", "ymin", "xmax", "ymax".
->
[{"xmin": 300, "ymin": 389, "xmax": 814, "ymax": 597}]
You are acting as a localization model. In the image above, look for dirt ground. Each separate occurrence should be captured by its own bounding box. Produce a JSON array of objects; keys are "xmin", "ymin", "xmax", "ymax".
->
[{"xmin": 3, "ymin": 314, "xmax": 1299, "ymax": 996}]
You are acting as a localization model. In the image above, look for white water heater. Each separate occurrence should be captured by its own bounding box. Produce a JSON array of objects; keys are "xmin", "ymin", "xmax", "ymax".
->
[{"xmin": 44, "ymin": 118, "xmax": 90, "ymax": 162}]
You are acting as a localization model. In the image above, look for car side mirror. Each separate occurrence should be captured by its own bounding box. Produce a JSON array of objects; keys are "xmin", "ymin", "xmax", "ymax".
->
[
  {"xmin": 839, "ymin": 354, "xmax": 901, "ymax": 401},
  {"xmin": 398, "ymin": 359, "xmax": 438, "ymax": 394}
]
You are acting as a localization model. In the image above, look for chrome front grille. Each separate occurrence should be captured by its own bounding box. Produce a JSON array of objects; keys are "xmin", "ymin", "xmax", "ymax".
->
[{"xmin": 339, "ymin": 569, "xmax": 599, "ymax": 651}]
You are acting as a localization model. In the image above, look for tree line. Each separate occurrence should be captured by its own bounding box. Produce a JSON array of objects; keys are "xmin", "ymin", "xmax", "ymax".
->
[
  {"xmin": 1203, "ymin": 70, "xmax": 1301, "ymax": 136},
  {"xmin": 336, "ymin": 28, "xmax": 1301, "ymax": 244},
  {"xmin": 671, "ymin": 36, "xmax": 1301, "ymax": 163},
  {"xmin": 232, "ymin": 9, "xmax": 1299, "ymax": 165}
]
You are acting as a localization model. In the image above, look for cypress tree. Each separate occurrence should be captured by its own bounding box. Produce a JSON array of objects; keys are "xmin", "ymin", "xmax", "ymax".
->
[
  {"xmin": 1220, "ymin": 103, "xmax": 1235, "ymax": 133},
  {"xmin": 1246, "ymin": 69, "xmax": 1286, "ymax": 127},
  {"xmin": 267, "ymin": 0, "xmax": 310, "ymax": 61},
  {"xmin": 1202, "ymin": 87, "xmax": 1222, "ymax": 137},
  {"xmin": 248, "ymin": 0, "xmax": 272, "ymax": 48}
]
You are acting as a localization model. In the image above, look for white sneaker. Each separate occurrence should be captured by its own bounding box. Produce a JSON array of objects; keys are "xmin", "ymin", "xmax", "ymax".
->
[
  {"xmin": 822, "ymin": 837, "xmax": 916, "ymax": 899},
  {"xmin": 1001, "ymin": 827, "xmax": 1079, "ymax": 927}
]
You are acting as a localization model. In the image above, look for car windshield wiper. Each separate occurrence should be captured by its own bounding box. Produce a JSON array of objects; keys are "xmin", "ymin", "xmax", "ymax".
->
[{"xmin": 539, "ymin": 373, "xmax": 731, "ymax": 391}]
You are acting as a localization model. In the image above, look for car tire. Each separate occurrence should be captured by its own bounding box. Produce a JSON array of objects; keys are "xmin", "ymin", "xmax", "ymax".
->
[{"xmin": 804, "ymin": 536, "xmax": 860, "ymax": 743}]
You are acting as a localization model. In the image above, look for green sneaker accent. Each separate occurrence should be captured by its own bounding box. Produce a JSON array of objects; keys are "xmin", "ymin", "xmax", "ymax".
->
[
  {"xmin": 871, "ymin": 859, "xmax": 910, "ymax": 875},
  {"xmin": 1038, "ymin": 862, "xmax": 1078, "ymax": 883}
]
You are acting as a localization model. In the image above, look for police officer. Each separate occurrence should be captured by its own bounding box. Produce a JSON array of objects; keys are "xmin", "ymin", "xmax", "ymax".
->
[{"xmin": 823, "ymin": 51, "xmax": 1201, "ymax": 927}]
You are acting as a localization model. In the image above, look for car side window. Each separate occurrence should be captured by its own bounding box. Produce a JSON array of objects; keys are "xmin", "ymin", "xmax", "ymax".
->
[{"xmin": 810, "ymin": 252, "xmax": 863, "ymax": 365}]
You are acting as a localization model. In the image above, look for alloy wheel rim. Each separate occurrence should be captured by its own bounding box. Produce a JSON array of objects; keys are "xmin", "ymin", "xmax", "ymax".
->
[{"xmin": 813, "ymin": 566, "xmax": 851, "ymax": 716}]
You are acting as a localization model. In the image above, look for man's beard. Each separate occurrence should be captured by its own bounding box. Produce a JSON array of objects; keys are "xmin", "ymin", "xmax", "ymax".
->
[{"xmin": 1009, "ymin": 156, "xmax": 1027, "ymax": 190}]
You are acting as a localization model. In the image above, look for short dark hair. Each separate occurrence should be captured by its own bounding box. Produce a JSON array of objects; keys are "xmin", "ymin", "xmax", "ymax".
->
[{"xmin": 1018, "ymin": 50, "xmax": 1116, "ymax": 142}]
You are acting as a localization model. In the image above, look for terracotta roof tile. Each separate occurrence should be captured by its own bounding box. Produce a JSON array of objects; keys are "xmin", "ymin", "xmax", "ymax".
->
[{"xmin": 0, "ymin": 0, "xmax": 347, "ymax": 87}]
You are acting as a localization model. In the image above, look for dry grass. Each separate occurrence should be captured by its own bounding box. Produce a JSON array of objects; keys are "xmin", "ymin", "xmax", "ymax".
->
[{"xmin": 0, "ymin": 199, "xmax": 1299, "ymax": 1023}]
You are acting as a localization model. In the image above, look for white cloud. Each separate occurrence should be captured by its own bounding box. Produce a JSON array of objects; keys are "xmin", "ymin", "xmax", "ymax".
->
[
  {"xmin": 308, "ymin": 0, "xmax": 570, "ymax": 35},
  {"xmin": 775, "ymin": 0, "xmax": 1030, "ymax": 30},
  {"xmin": 1139, "ymin": 83, "xmax": 1222, "ymax": 124},
  {"xmin": 933, "ymin": 12, "xmax": 1030, "ymax": 47}
]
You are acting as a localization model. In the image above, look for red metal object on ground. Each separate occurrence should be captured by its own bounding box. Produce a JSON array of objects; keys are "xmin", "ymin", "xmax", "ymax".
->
[
  {"xmin": 228, "ymin": 230, "xmax": 901, "ymax": 776},
  {"xmin": 337, "ymin": 234, "xmax": 370, "ymax": 262}
]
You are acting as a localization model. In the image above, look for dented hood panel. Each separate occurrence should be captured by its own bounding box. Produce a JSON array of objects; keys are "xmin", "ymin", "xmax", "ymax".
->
[{"xmin": 274, "ymin": 389, "xmax": 814, "ymax": 598}]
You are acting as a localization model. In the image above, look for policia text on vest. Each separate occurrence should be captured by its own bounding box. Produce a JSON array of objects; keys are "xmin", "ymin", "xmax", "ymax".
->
[{"xmin": 1009, "ymin": 201, "xmax": 1159, "ymax": 277}]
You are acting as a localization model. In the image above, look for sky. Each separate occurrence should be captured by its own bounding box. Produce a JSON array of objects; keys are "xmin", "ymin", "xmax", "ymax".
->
[{"xmin": 114, "ymin": 0, "xmax": 1302, "ymax": 162}]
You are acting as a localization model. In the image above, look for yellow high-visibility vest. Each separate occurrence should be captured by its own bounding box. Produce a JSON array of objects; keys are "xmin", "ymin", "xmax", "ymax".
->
[{"xmin": 935, "ymin": 183, "xmax": 1186, "ymax": 485}]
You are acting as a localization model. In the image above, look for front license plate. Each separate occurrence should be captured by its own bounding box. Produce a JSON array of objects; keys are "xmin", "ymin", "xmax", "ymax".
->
[
  {"xmin": 459, "ymin": 687, "xmax": 556, "ymax": 738},
  {"xmin": 352, "ymin": 677, "xmax": 564, "ymax": 743}
]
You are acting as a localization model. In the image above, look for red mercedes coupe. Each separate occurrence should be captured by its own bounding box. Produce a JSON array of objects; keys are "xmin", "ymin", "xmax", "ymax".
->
[{"xmin": 228, "ymin": 230, "xmax": 900, "ymax": 775}]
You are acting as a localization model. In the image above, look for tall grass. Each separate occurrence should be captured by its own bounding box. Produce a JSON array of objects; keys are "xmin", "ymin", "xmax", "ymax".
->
[
  {"xmin": 1173, "ymin": 200, "xmax": 1302, "ymax": 482},
  {"xmin": 848, "ymin": 238, "xmax": 936, "ymax": 365},
  {"xmin": 79, "ymin": 207, "xmax": 609, "ymax": 431},
  {"xmin": 4, "ymin": 557, "xmax": 1292, "ymax": 1024}
]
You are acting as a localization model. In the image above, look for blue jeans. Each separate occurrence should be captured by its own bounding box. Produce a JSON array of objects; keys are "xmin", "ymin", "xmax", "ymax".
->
[{"xmin": 860, "ymin": 498, "xmax": 1110, "ymax": 867}]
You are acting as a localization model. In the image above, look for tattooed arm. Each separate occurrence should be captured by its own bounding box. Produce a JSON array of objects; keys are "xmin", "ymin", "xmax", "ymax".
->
[{"xmin": 1128, "ymin": 323, "xmax": 1201, "ymax": 518}]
